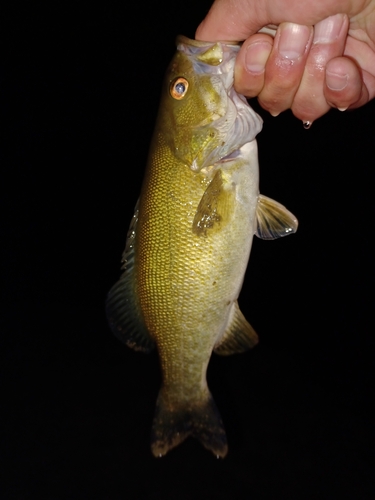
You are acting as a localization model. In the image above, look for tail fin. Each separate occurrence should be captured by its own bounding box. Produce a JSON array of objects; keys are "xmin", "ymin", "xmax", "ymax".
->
[{"xmin": 150, "ymin": 389, "xmax": 228, "ymax": 458}]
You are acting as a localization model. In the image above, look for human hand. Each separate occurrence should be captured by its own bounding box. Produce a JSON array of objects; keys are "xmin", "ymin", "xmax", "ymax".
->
[{"xmin": 196, "ymin": 0, "xmax": 375, "ymax": 123}]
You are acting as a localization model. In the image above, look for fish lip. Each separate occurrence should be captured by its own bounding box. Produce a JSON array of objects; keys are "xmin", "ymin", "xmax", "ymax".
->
[{"xmin": 176, "ymin": 35, "xmax": 241, "ymax": 50}]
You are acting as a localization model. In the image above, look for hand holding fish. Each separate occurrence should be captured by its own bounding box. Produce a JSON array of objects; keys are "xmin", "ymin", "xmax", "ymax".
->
[{"xmin": 196, "ymin": 0, "xmax": 375, "ymax": 123}]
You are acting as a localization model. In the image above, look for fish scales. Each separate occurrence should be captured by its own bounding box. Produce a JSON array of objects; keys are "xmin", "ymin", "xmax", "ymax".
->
[
  {"xmin": 107, "ymin": 36, "xmax": 298, "ymax": 458},
  {"xmin": 139, "ymin": 139, "xmax": 255, "ymax": 395}
]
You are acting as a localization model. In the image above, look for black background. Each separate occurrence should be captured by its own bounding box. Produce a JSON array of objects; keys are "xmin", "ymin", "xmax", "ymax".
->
[{"xmin": 1, "ymin": 1, "xmax": 374, "ymax": 498}]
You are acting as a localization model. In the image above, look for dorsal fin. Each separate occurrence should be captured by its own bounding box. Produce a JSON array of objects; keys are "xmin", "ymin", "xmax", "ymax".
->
[
  {"xmin": 214, "ymin": 301, "xmax": 258, "ymax": 356},
  {"xmin": 106, "ymin": 200, "xmax": 155, "ymax": 353}
]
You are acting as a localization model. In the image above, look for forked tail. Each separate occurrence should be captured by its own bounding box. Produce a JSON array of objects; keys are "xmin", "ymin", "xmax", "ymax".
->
[{"xmin": 151, "ymin": 389, "xmax": 228, "ymax": 458}]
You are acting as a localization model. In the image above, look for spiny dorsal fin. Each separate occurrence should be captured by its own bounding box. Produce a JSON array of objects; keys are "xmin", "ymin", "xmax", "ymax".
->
[
  {"xmin": 255, "ymin": 194, "xmax": 298, "ymax": 240},
  {"xmin": 214, "ymin": 301, "xmax": 258, "ymax": 356},
  {"xmin": 106, "ymin": 200, "xmax": 155, "ymax": 353}
]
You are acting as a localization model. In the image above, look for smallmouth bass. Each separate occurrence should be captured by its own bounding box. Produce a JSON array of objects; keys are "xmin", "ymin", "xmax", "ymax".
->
[{"xmin": 106, "ymin": 36, "xmax": 298, "ymax": 458}]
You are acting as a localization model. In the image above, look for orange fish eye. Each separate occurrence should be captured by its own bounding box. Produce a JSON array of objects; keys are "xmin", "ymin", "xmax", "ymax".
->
[{"xmin": 170, "ymin": 77, "xmax": 189, "ymax": 100}]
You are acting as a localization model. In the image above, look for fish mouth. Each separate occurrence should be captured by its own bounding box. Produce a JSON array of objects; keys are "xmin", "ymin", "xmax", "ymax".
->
[
  {"xmin": 196, "ymin": 80, "xmax": 263, "ymax": 171},
  {"xmin": 223, "ymin": 86, "xmax": 262, "ymax": 152},
  {"xmin": 178, "ymin": 37, "xmax": 263, "ymax": 171},
  {"xmin": 216, "ymin": 61, "xmax": 263, "ymax": 163}
]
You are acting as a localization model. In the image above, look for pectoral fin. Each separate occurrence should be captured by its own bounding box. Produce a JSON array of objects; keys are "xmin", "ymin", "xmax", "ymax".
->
[
  {"xmin": 193, "ymin": 169, "xmax": 235, "ymax": 236},
  {"xmin": 214, "ymin": 301, "xmax": 258, "ymax": 356},
  {"xmin": 255, "ymin": 194, "xmax": 298, "ymax": 240},
  {"xmin": 106, "ymin": 200, "xmax": 155, "ymax": 353}
]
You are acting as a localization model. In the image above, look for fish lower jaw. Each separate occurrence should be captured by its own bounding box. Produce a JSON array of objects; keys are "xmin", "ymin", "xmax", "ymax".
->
[
  {"xmin": 190, "ymin": 149, "xmax": 240, "ymax": 174},
  {"xmin": 197, "ymin": 142, "xmax": 252, "ymax": 177},
  {"xmin": 217, "ymin": 147, "xmax": 242, "ymax": 164},
  {"xmin": 216, "ymin": 140, "xmax": 255, "ymax": 165}
]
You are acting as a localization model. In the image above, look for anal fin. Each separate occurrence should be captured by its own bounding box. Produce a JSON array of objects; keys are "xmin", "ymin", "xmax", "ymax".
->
[{"xmin": 214, "ymin": 301, "xmax": 258, "ymax": 356}]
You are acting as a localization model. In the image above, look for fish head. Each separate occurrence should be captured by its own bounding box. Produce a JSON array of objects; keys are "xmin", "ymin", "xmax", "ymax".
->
[{"xmin": 158, "ymin": 35, "xmax": 263, "ymax": 173}]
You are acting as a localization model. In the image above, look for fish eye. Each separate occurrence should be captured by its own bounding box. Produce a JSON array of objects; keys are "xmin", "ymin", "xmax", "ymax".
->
[{"xmin": 170, "ymin": 77, "xmax": 189, "ymax": 100}]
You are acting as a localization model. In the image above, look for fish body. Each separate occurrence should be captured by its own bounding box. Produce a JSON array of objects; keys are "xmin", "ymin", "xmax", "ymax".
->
[{"xmin": 107, "ymin": 36, "xmax": 297, "ymax": 458}]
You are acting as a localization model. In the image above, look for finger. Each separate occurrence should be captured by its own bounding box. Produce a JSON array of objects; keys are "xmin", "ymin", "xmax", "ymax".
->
[
  {"xmin": 324, "ymin": 56, "xmax": 367, "ymax": 110},
  {"xmin": 291, "ymin": 14, "xmax": 348, "ymax": 122},
  {"xmin": 256, "ymin": 23, "xmax": 313, "ymax": 116},
  {"xmin": 344, "ymin": 36, "xmax": 375, "ymax": 102},
  {"xmin": 234, "ymin": 34, "xmax": 274, "ymax": 97}
]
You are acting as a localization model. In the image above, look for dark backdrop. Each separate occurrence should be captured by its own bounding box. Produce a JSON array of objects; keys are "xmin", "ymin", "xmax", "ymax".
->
[{"xmin": 1, "ymin": 2, "xmax": 374, "ymax": 499}]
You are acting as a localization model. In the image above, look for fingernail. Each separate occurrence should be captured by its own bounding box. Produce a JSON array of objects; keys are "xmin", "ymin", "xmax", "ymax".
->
[
  {"xmin": 326, "ymin": 70, "xmax": 348, "ymax": 91},
  {"xmin": 245, "ymin": 41, "xmax": 272, "ymax": 74},
  {"xmin": 278, "ymin": 23, "xmax": 312, "ymax": 60},
  {"xmin": 338, "ymin": 107, "xmax": 348, "ymax": 111},
  {"xmin": 313, "ymin": 14, "xmax": 346, "ymax": 44}
]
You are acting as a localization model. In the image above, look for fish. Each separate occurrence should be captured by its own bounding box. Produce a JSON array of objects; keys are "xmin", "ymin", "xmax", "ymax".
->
[{"xmin": 106, "ymin": 35, "xmax": 298, "ymax": 458}]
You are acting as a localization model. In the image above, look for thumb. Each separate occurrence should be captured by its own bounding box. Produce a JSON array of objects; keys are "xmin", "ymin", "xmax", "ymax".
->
[
  {"xmin": 196, "ymin": 0, "xmax": 270, "ymax": 41},
  {"xmin": 195, "ymin": 0, "xmax": 341, "ymax": 42}
]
